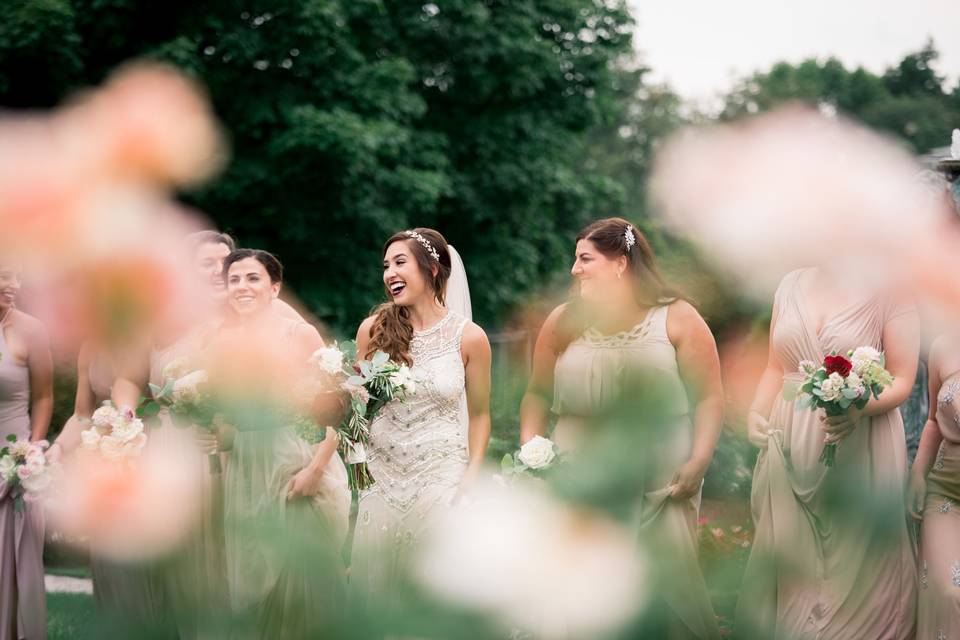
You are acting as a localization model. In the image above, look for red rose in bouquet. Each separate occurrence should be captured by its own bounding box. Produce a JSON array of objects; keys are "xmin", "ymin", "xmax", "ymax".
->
[{"xmin": 823, "ymin": 354, "xmax": 853, "ymax": 377}]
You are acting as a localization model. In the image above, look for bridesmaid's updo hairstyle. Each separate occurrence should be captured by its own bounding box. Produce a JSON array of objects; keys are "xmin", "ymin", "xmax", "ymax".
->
[
  {"xmin": 366, "ymin": 228, "xmax": 452, "ymax": 366},
  {"xmin": 222, "ymin": 248, "xmax": 284, "ymax": 284},
  {"xmin": 557, "ymin": 216, "xmax": 686, "ymax": 352}
]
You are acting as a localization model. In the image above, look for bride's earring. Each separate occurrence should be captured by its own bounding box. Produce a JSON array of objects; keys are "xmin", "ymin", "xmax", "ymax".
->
[{"xmin": 617, "ymin": 270, "xmax": 623, "ymax": 280}]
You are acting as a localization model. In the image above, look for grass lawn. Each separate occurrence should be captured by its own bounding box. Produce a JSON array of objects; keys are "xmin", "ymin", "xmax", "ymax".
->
[{"xmin": 47, "ymin": 593, "xmax": 96, "ymax": 640}]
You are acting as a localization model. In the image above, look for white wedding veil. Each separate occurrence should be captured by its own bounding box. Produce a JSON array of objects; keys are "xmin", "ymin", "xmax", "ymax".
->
[{"xmin": 445, "ymin": 245, "xmax": 473, "ymax": 321}]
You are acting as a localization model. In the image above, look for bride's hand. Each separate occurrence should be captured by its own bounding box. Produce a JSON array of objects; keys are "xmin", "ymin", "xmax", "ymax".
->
[
  {"xmin": 747, "ymin": 411, "xmax": 770, "ymax": 449},
  {"xmin": 669, "ymin": 457, "xmax": 709, "ymax": 499},
  {"xmin": 286, "ymin": 465, "xmax": 325, "ymax": 501}
]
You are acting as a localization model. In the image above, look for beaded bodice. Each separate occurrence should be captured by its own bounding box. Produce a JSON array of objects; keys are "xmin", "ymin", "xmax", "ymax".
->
[
  {"xmin": 363, "ymin": 312, "xmax": 470, "ymax": 515},
  {"xmin": 935, "ymin": 373, "xmax": 960, "ymax": 444}
]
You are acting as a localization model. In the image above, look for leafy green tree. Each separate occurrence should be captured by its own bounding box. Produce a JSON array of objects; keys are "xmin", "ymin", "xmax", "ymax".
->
[
  {"xmin": 720, "ymin": 42, "xmax": 960, "ymax": 153},
  {"xmin": 0, "ymin": 0, "xmax": 636, "ymax": 332}
]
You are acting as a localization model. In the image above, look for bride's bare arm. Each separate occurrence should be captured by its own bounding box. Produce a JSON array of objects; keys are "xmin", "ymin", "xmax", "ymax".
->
[
  {"xmin": 519, "ymin": 305, "xmax": 565, "ymax": 444},
  {"xmin": 459, "ymin": 322, "xmax": 492, "ymax": 493}
]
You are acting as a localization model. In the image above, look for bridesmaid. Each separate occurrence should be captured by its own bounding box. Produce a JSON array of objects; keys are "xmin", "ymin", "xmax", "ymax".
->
[
  {"xmin": 519, "ymin": 217, "xmax": 723, "ymax": 639},
  {"xmin": 48, "ymin": 344, "xmax": 168, "ymax": 632},
  {"xmin": 908, "ymin": 333, "xmax": 960, "ymax": 639},
  {"xmin": 0, "ymin": 261, "xmax": 52, "ymax": 640},
  {"xmin": 736, "ymin": 267, "xmax": 918, "ymax": 639},
  {"xmin": 213, "ymin": 249, "xmax": 349, "ymax": 636}
]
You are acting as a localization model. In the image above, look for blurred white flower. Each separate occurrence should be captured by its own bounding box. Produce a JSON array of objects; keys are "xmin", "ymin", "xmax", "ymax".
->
[
  {"xmin": 344, "ymin": 441, "xmax": 367, "ymax": 465},
  {"xmin": 0, "ymin": 456, "xmax": 15, "ymax": 482},
  {"xmin": 80, "ymin": 428, "xmax": 102, "ymax": 450},
  {"xmin": 798, "ymin": 360, "xmax": 818, "ymax": 375},
  {"xmin": 951, "ymin": 129, "xmax": 960, "ymax": 160},
  {"xmin": 849, "ymin": 346, "xmax": 882, "ymax": 374},
  {"xmin": 650, "ymin": 106, "xmax": 951, "ymax": 298},
  {"xmin": 161, "ymin": 355, "xmax": 190, "ymax": 381},
  {"xmin": 341, "ymin": 380, "xmax": 370, "ymax": 405},
  {"xmin": 46, "ymin": 427, "xmax": 203, "ymax": 561},
  {"xmin": 517, "ymin": 435, "xmax": 556, "ymax": 470},
  {"xmin": 414, "ymin": 479, "xmax": 646, "ymax": 639},
  {"xmin": 312, "ymin": 346, "xmax": 345, "ymax": 376}
]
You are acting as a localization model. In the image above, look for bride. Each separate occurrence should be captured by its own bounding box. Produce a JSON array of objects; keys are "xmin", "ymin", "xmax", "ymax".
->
[{"xmin": 350, "ymin": 228, "xmax": 491, "ymax": 601}]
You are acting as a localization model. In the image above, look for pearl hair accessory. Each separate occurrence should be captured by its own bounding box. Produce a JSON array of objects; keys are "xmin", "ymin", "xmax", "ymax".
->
[
  {"xmin": 624, "ymin": 225, "xmax": 636, "ymax": 251},
  {"xmin": 407, "ymin": 230, "xmax": 440, "ymax": 262}
]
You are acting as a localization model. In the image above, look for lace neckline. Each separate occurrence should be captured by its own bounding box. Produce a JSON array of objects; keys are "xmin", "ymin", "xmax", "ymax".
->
[
  {"xmin": 413, "ymin": 311, "xmax": 453, "ymax": 337},
  {"xmin": 581, "ymin": 307, "xmax": 658, "ymax": 347}
]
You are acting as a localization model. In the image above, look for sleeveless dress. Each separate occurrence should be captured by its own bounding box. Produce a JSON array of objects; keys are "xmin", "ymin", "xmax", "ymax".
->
[
  {"xmin": 735, "ymin": 269, "xmax": 916, "ymax": 639},
  {"xmin": 351, "ymin": 311, "xmax": 470, "ymax": 599},
  {"xmin": 917, "ymin": 373, "xmax": 960, "ymax": 639},
  {"xmin": 220, "ymin": 318, "xmax": 350, "ymax": 637},
  {"xmin": 85, "ymin": 352, "xmax": 169, "ymax": 633},
  {"xmin": 553, "ymin": 304, "xmax": 721, "ymax": 640},
  {"xmin": 148, "ymin": 329, "xmax": 227, "ymax": 638},
  {"xmin": 0, "ymin": 324, "xmax": 45, "ymax": 640}
]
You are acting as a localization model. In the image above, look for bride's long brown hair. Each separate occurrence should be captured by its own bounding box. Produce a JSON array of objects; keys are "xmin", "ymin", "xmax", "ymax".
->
[
  {"xmin": 556, "ymin": 216, "xmax": 687, "ymax": 352},
  {"xmin": 365, "ymin": 228, "xmax": 452, "ymax": 366}
]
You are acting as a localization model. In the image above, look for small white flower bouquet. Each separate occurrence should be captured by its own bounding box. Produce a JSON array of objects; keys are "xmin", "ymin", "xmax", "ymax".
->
[
  {"xmin": 797, "ymin": 347, "xmax": 893, "ymax": 467},
  {"xmin": 142, "ymin": 357, "xmax": 221, "ymax": 473},
  {"xmin": 500, "ymin": 435, "xmax": 560, "ymax": 481},
  {"xmin": 81, "ymin": 401, "xmax": 148, "ymax": 463},
  {"xmin": 0, "ymin": 436, "xmax": 56, "ymax": 510},
  {"xmin": 309, "ymin": 340, "xmax": 416, "ymax": 491}
]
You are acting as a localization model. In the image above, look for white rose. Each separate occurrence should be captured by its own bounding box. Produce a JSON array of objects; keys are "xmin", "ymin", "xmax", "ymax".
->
[
  {"xmin": 389, "ymin": 365, "xmax": 416, "ymax": 394},
  {"xmin": 92, "ymin": 403, "xmax": 122, "ymax": 431},
  {"xmin": 171, "ymin": 370, "xmax": 208, "ymax": 405},
  {"xmin": 80, "ymin": 428, "xmax": 102, "ymax": 450},
  {"xmin": 0, "ymin": 456, "xmax": 15, "ymax": 482},
  {"xmin": 110, "ymin": 416, "xmax": 145, "ymax": 444},
  {"xmin": 99, "ymin": 433, "xmax": 147, "ymax": 462},
  {"xmin": 517, "ymin": 436, "xmax": 557, "ymax": 470},
  {"xmin": 312, "ymin": 346, "xmax": 345, "ymax": 376},
  {"xmin": 818, "ymin": 372, "xmax": 845, "ymax": 402}
]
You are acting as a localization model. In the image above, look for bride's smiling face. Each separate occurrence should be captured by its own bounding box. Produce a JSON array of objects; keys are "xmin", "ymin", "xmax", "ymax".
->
[
  {"xmin": 571, "ymin": 239, "xmax": 624, "ymax": 302},
  {"xmin": 383, "ymin": 240, "xmax": 433, "ymax": 307},
  {"xmin": 226, "ymin": 257, "xmax": 279, "ymax": 316}
]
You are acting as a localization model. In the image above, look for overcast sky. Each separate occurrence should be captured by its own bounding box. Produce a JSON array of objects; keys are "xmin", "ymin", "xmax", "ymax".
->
[{"xmin": 628, "ymin": 0, "xmax": 960, "ymax": 103}]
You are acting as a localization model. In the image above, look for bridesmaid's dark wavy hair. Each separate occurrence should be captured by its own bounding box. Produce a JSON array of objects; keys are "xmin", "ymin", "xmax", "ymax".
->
[
  {"xmin": 556, "ymin": 216, "xmax": 687, "ymax": 352},
  {"xmin": 365, "ymin": 228, "xmax": 452, "ymax": 366},
  {"xmin": 222, "ymin": 248, "xmax": 283, "ymax": 284}
]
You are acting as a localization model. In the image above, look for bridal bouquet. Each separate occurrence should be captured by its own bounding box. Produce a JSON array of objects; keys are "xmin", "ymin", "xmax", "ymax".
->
[
  {"xmin": 141, "ymin": 357, "xmax": 222, "ymax": 473},
  {"xmin": 81, "ymin": 401, "xmax": 148, "ymax": 462},
  {"xmin": 797, "ymin": 347, "xmax": 893, "ymax": 467},
  {"xmin": 500, "ymin": 435, "xmax": 560, "ymax": 481},
  {"xmin": 311, "ymin": 341, "xmax": 416, "ymax": 491},
  {"xmin": 0, "ymin": 437, "xmax": 55, "ymax": 510}
]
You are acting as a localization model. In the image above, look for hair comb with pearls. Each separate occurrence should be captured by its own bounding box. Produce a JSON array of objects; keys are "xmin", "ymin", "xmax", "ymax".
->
[{"xmin": 624, "ymin": 225, "xmax": 636, "ymax": 251}]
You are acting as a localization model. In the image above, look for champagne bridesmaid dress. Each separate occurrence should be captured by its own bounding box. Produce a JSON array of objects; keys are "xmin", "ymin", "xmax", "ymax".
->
[
  {"xmin": 917, "ymin": 375, "xmax": 960, "ymax": 639},
  {"xmin": 552, "ymin": 304, "xmax": 720, "ymax": 640},
  {"xmin": 0, "ymin": 325, "xmax": 45, "ymax": 640},
  {"xmin": 736, "ymin": 269, "xmax": 916, "ymax": 639}
]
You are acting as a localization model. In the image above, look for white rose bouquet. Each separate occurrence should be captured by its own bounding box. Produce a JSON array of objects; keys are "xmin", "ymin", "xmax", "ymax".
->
[
  {"xmin": 308, "ymin": 340, "xmax": 416, "ymax": 491},
  {"xmin": 500, "ymin": 436, "xmax": 560, "ymax": 481},
  {"xmin": 142, "ymin": 359, "xmax": 221, "ymax": 473},
  {"xmin": 0, "ymin": 436, "xmax": 56, "ymax": 510},
  {"xmin": 81, "ymin": 401, "xmax": 148, "ymax": 463},
  {"xmin": 797, "ymin": 347, "xmax": 893, "ymax": 467}
]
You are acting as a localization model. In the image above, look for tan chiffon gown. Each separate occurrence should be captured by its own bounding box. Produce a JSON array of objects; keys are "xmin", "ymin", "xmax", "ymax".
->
[
  {"xmin": 917, "ymin": 374, "xmax": 960, "ymax": 639},
  {"xmin": 553, "ymin": 304, "xmax": 721, "ymax": 640},
  {"xmin": 0, "ymin": 325, "xmax": 45, "ymax": 640},
  {"xmin": 736, "ymin": 269, "xmax": 916, "ymax": 639}
]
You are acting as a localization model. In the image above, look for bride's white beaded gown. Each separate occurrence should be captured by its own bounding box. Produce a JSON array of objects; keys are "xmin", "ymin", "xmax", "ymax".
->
[{"xmin": 351, "ymin": 311, "xmax": 470, "ymax": 596}]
